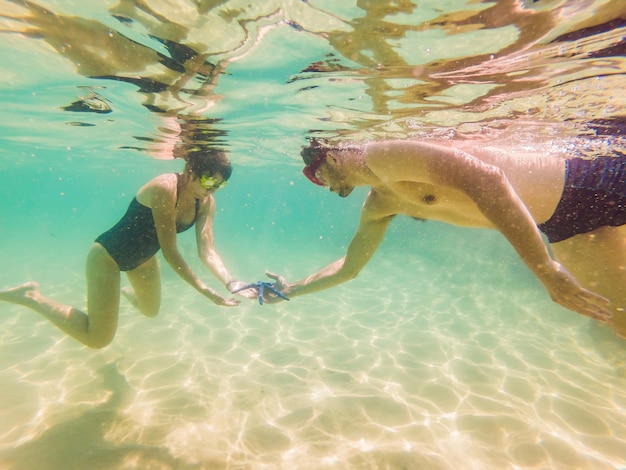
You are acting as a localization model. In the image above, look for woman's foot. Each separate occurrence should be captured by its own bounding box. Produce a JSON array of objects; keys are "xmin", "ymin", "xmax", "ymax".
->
[{"xmin": 0, "ymin": 282, "xmax": 40, "ymax": 306}]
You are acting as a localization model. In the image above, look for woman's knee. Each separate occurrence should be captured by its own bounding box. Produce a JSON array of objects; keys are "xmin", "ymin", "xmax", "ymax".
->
[
  {"xmin": 121, "ymin": 285, "xmax": 160, "ymax": 317},
  {"xmin": 86, "ymin": 331, "xmax": 116, "ymax": 349},
  {"xmin": 140, "ymin": 301, "xmax": 160, "ymax": 318},
  {"xmin": 134, "ymin": 290, "xmax": 160, "ymax": 317},
  {"xmin": 126, "ymin": 258, "xmax": 161, "ymax": 317}
]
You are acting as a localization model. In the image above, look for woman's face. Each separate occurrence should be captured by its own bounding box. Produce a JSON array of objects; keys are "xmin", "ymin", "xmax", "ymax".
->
[{"xmin": 192, "ymin": 172, "xmax": 227, "ymax": 197}]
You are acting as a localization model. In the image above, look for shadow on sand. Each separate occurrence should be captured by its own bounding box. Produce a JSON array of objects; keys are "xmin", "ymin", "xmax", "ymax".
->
[{"xmin": 0, "ymin": 361, "xmax": 204, "ymax": 470}]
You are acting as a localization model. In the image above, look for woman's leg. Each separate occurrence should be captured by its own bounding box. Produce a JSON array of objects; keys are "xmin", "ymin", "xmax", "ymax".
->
[
  {"xmin": 0, "ymin": 243, "xmax": 121, "ymax": 348},
  {"xmin": 550, "ymin": 225, "xmax": 626, "ymax": 339},
  {"xmin": 123, "ymin": 256, "xmax": 161, "ymax": 318}
]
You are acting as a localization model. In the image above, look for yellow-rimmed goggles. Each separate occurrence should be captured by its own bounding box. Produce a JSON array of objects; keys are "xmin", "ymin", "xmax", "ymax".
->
[{"xmin": 200, "ymin": 175, "xmax": 227, "ymax": 190}]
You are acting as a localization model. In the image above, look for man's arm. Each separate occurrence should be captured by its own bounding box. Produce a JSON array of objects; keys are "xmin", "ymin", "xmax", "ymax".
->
[
  {"xmin": 366, "ymin": 140, "xmax": 611, "ymax": 320},
  {"xmin": 269, "ymin": 195, "xmax": 394, "ymax": 298}
]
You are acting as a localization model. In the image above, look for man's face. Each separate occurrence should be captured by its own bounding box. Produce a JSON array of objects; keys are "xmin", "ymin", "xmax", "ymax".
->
[{"xmin": 317, "ymin": 153, "xmax": 355, "ymax": 197}]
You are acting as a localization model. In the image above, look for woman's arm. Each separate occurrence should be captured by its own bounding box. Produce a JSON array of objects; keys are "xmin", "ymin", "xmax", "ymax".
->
[
  {"xmin": 195, "ymin": 196, "xmax": 235, "ymax": 287},
  {"xmin": 195, "ymin": 196, "xmax": 257, "ymax": 299},
  {"xmin": 149, "ymin": 178, "xmax": 238, "ymax": 306}
]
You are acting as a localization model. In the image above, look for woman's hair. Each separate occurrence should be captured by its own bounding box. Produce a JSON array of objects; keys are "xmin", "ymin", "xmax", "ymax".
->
[{"xmin": 183, "ymin": 147, "xmax": 232, "ymax": 180}]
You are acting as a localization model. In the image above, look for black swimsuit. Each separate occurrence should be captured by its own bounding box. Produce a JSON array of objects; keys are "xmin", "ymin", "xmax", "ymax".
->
[
  {"xmin": 95, "ymin": 174, "xmax": 199, "ymax": 271},
  {"xmin": 538, "ymin": 154, "xmax": 626, "ymax": 243}
]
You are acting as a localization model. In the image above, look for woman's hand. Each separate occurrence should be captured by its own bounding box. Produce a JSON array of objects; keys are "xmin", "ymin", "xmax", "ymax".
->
[
  {"xmin": 227, "ymin": 280, "xmax": 259, "ymax": 300},
  {"xmin": 201, "ymin": 286, "xmax": 240, "ymax": 306}
]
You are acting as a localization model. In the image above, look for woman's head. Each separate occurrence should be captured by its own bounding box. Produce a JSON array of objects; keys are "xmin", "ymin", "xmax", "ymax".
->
[{"xmin": 183, "ymin": 147, "xmax": 232, "ymax": 181}]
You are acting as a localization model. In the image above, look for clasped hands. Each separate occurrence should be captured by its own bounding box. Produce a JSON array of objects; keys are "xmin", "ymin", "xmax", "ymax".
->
[{"xmin": 228, "ymin": 273, "xmax": 290, "ymax": 305}]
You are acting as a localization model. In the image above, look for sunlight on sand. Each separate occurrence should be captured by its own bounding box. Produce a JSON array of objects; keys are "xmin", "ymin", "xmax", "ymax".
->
[{"xmin": 1, "ymin": 237, "xmax": 625, "ymax": 469}]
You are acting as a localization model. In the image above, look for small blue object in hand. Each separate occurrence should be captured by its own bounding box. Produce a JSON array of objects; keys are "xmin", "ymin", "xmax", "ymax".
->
[{"xmin": 232, "ymin": 281, "xmax": 290, "ymax": 305}]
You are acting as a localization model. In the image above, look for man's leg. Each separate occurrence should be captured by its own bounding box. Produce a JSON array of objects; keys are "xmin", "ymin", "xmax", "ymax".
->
[{"xmin": 550, "ymin": 225, "xmax": 626, "ymax": 338}]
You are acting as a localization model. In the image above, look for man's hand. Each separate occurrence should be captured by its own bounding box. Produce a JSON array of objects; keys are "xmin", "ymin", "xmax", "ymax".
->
[
  {"xmin": 263, "ymin": 272, "xmax": 291, "ymax": 303},
  {"xmin": 539, "ymin": 261, "xmax": 612, "ymax": 321}
]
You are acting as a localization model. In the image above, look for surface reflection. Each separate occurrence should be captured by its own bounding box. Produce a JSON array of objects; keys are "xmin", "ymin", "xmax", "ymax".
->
[{"xmin": 2, "ymin": 0, "xmax": 623, "ymax": 142}]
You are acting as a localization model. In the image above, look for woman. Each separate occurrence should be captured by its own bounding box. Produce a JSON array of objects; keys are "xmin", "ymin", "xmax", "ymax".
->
[{"xmin": 0, "ymin": 148, "xmax": 248, "ymax": 348}]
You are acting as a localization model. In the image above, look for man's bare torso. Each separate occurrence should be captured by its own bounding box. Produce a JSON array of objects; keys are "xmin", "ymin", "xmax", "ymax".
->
[{"xmin": 364, "ymin": 144, "xmax": 567, "ymax": 228}]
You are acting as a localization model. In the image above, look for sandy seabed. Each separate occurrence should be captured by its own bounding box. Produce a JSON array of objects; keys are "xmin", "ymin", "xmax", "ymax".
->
[{"xmin": 0, "ymin": 237, "xmax": 625, "ymax": 470}]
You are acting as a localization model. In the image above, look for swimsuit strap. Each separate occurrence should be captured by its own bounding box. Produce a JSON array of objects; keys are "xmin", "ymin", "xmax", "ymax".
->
[{"xmin": 174, "ymin": 172, "xmax": 200, "ymax": 227}]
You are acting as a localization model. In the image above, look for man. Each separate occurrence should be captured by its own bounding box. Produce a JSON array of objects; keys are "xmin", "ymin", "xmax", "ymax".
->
[{"xmin": 267, "ymin": 138, "xmax": 626, "ymax": 339}]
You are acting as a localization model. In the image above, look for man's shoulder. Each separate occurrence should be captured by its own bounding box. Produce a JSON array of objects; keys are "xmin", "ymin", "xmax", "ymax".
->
[{"xmin": 362, "ymin": 188, "xmax": 401, "ymax": 219}]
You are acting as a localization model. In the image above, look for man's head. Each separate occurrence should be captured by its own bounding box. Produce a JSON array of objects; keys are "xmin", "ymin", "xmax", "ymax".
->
[
  {"xmin": 301, "ymin": 138, "xmax": 363, "ymax": 197},
  {"xmin": 301, "ymin": 138, "xmax": 332, "ymax": 186}
]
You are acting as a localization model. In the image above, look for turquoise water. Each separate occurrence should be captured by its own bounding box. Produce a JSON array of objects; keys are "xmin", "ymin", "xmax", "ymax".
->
[{"xmin": 1, "ymin": 1, "xmax": 626, "ymax": 468}]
